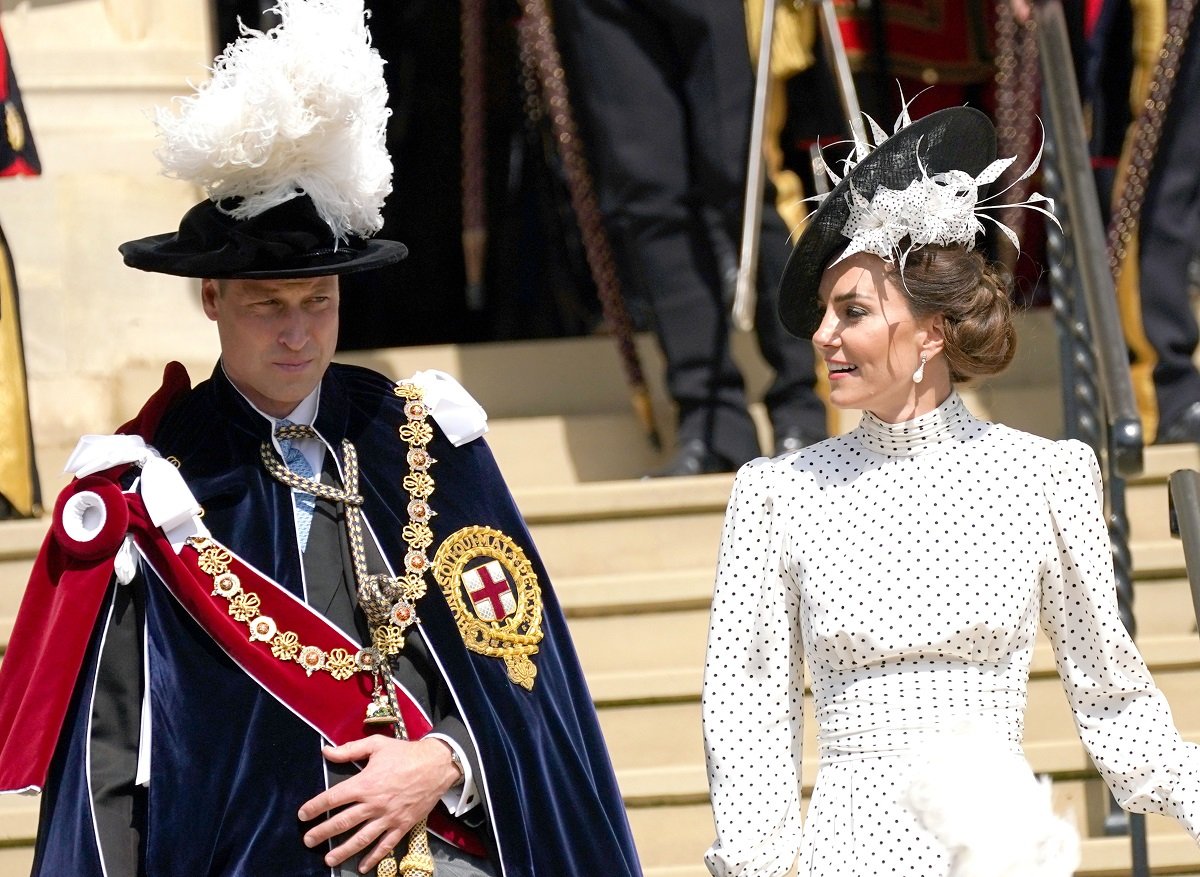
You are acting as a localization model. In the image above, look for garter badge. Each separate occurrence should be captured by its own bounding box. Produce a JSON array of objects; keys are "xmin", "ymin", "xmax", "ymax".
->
[{"xmin": 432, "ymin": 526, "xmax": 543, "ymax": 690}]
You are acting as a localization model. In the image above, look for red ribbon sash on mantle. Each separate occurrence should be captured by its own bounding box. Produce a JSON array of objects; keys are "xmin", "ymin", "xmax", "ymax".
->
[{"xmin": 0, "ymin": 481, "xmax": 484, "ymax": 857}]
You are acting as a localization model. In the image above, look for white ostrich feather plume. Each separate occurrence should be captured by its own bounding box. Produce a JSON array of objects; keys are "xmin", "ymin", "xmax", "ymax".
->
[
  {"xmin": 907, "ymin": 721, "xmax": 1080, "ymax": 877},
  {"xmin": 153, "ymin": 0, "xmax": 392, "ymax": 242}
]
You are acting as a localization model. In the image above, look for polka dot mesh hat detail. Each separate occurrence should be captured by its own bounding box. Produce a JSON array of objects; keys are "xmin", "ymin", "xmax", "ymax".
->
[{"xmin": 778, "ymin": 104, "xmax": 1057, "ymax": 338}]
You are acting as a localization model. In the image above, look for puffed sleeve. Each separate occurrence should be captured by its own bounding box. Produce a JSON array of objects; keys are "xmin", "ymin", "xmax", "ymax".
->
[
  {"xmin": 703, "ymin": 459, "xmax": 805, "ymax": 876},
  {"xmin": 1040, "ymin": 439, "xmax": 1200, "ymax": 840}
]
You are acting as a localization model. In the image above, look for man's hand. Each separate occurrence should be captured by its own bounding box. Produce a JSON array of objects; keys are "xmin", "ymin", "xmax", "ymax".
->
[{"xmin": 298, "ymin": 735, "xmax": 460, "ymax": 873}]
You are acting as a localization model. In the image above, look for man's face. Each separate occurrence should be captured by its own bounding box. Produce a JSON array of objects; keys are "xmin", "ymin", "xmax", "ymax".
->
[{"xmin": 201, "ymin": 275, "xmax": 340, "ymax": 418}]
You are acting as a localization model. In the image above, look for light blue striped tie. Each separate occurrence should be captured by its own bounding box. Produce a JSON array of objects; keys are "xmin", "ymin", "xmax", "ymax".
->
[{"xmin": 276, "ymin": 419, "xmax": 316, "ymax": 552}]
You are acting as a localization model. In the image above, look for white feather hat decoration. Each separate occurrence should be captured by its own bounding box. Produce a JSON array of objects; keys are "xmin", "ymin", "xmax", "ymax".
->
[{"xmin": 153, "ymin": 0, "xmax": 392, "ymax": 244}]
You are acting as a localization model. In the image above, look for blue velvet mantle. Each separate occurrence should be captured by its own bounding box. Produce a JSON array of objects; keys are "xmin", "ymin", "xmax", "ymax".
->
[{"xmin": 32, "ymin": 362, "xmax": 643, "ymax": 877}]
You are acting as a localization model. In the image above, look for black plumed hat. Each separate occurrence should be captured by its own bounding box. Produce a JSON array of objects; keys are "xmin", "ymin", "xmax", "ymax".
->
[
  {"xmin": 120, "ymin": 0, "xmax": 406, "ymax": 280},
  {"xmin": 119, "ymin": 195, "xmax": 407, "ymax": 279}
]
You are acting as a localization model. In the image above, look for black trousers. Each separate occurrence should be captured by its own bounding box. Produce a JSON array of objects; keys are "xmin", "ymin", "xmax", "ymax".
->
[
  {"xmin": 1139, "ymin": 26, "xmax": 1200, "ymax": 430},
  {"xmin": 555, "ymin": 0, "xmax": 826, "ymax": 464}
]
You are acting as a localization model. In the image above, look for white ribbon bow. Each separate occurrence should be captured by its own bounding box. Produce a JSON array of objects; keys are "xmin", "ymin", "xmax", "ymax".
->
[
  {"xmin": 405, "ymin": 370, "xmax": 489, "ymax": 447},
  {"xmin": 63, "ymin": 434, "xmax": 209, "ymax": 552}
]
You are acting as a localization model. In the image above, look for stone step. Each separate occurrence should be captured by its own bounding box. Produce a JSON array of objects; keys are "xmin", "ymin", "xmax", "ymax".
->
[
  {"xmin": 0, "ymin": 847, "xmax": 33, "ymax": 876},
  {"xmin": 556, "ymin": 568, "xmax": 713, "ymax": 618},
  {"xmin": 528, "ymin": 509, "xmax": 725, "ymax": 580},
  {"xmin": 0, "ymin": 793, "xmax": 37, "ymax": 841},
  {"xmin": 1134, "ymin": 577, "xmax": 1200, "ymax": 639},
  {"xmin": 0, "ymin": 793, "xmax": 37, "ymax": 875},
  {"xmin": 4, "ymin": 472, "xmax": 1194, "ymax": 643},
  {"xmin": 1129, "ymin": 443, "xmax": 1200, "ymax": 547},
  {"xmin": 485, "ymin": 413, "xmax": 662, "ymax": 485},
  {"xmin": 1136, "ymin": 538, "xmax": 1188, "ymax": 579},
  {"xmin": 338, "ymin": 335, "xmax": 677, "ymax": 422},
  {"xmin": 515, "ymin": 478, "xmax": 732, "ymax": 579},
  {"xmin": 571, "ymin": 608, "xmax": 709, "ymax": 705},
  {"xmin": 0, "ymin": 519, "xmax": 45, "ymax": 657},
  {"xmin": 198, "ymin": 308, "xmax": 1061, "ymax": 425},
  {"xmin": 0, "ymin": 477, "xmax": 737, "ymax": 649},
  {"xmin": 4, "ymin": 513, "xmax": 1198, "ymax": 669}
]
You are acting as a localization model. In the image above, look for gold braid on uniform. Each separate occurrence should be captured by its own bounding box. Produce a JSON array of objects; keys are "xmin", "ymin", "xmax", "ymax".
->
[{"xmin": 260, "ymin": 384, "xmax": 439, "ymax": 877}]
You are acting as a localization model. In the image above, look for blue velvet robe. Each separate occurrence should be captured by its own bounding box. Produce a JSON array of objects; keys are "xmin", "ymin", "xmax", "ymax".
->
[{"xmin": 31, "ymin": 362, "xmax": 642, "ymax": 877}]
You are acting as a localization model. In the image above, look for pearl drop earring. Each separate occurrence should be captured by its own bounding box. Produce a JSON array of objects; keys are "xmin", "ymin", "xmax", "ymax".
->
[{"xmin": 913, "ymin": 354, "xmax": 927, "ymax": 384}]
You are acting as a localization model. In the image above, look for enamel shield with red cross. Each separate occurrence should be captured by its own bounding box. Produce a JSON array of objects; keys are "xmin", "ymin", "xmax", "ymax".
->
[
  {"xmin": 433, "ymin": 526, "xmax": 543, "ymax": 689},
  {"xmin": 461, "ymin": 559, "xmax": 517, "ymax": 622}
]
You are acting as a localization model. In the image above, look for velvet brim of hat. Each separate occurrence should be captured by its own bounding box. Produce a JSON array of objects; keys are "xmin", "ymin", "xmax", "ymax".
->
[
  {"xmin": 778, "ymin": 107, "xmax": 998, "ymax": 338},
  {"xmin": 118, "ymin": 194, "xmax": 408, "ymax": 279}
]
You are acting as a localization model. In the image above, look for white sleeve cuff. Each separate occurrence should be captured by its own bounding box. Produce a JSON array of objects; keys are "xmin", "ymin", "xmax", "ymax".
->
[{"xmin": 425, "ymin": 732, "xmax": 480, "ymax": 815}]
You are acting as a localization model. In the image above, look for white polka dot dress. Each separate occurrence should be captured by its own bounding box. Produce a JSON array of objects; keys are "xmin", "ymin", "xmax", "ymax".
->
[{"xmin": 702, "ymin": 391, "xmax": 1200, "ymax": 876}]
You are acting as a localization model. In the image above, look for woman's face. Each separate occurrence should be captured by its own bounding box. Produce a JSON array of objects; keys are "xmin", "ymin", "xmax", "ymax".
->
[{"xmin": 811, "ymin": 251, "xmax": 946, "ymax": 423}]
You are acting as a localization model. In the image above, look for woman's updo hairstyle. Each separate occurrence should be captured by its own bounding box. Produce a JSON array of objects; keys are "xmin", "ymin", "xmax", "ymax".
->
[{"xmin": 887, "ymin": 244, "xmax": 1017, "ymax": 383}]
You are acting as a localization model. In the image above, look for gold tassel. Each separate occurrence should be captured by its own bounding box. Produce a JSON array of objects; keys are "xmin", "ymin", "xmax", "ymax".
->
[{"xmin": 397, "ymin": 816, "xmax": 435, "ymax": 877}]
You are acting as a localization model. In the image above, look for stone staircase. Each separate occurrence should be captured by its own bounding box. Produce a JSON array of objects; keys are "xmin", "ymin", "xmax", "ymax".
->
[{"xmin": 3, "ymin": 310, "xmax": 1200, "ymax": 875}]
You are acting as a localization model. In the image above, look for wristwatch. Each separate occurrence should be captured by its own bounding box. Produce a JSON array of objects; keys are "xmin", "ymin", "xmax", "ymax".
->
[{"xmin": 448, "ymin": 748, "xmax": 465, "ymax": 784}]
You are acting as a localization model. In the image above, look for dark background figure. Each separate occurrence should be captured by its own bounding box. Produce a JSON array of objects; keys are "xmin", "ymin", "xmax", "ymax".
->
[
  {"xmin": 214, "ymin": 0, "xmax": 604, "ymax": 349},
  {"xmin": 553, "ymin": 0, "xmax": 829, "ymax": 475},
  {"xmin": 337, "ymin": 0, "xmax": 606, "ymax": 348},
  {"xmin": 0, "ymin": 21, "xmax": 42, "ymax": 520},
  {"xmin": 1085, "ymin": 0, "xmax": 1200, "ymax": 443},
  {"xmin": 828, "ymin": 0, "xmax": 999, "ymax": 120}
]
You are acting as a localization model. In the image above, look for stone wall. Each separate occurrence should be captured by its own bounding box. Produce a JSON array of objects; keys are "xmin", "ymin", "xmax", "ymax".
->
[{"xmin": 2, "ymin": 0, "xmax": 221, "ymax": 499}]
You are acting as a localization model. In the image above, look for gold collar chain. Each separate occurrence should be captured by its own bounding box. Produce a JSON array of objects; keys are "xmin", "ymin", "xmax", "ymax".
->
[
  {"xmin": 258, "ymin": 382, "xmax": 437, "ymax": 663},
  {"xmin": 187, "ymin": 384, "xmax": 440, "ymax": 688}
]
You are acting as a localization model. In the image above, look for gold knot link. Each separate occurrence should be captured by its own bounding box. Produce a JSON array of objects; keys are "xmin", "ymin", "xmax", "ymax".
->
[{"xmin": 198, "ymin": 547, "xmax": 232, "ymax": 576}]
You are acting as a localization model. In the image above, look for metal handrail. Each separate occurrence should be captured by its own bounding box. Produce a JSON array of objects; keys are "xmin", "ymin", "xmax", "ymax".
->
[
  {"xmin": 1168, "ymin": 469, "xmax": 1200, "ymax": 637},
  {"xmin": 1033, "ymin": 1, "xmax": 1147, "ymax": 866},
  {"xmin": 1034, "ymin": 0, "xmax": 1145, "ymax": 478}
]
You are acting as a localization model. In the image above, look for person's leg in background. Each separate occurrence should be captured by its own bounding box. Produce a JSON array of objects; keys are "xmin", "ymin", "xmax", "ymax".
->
[
  {"xmin": 1135, "ymin": 28, "xmax": 1200, "ymax": 443},
  {"xmin": 685, "ymin": 0, "xmax": 827, "ymax": 455},
  {"xmin": 556, "ymin": 0, "xmax": 768, "ymax": 473}
]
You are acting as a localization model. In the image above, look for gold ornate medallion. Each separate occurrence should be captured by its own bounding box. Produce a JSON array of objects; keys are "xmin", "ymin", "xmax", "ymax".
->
[{"xmin": 432, "ymin": 526, "xmax": 543, "ymax": 689}]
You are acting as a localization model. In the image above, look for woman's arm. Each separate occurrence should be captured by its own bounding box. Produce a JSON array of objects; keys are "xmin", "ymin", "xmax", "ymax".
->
[
  {"xmin": 1040, "ymin": 439, "xmax": 1200, "ymax": 841},
  {"xmin": 703, "ymin": 459, "xmax": 807, "ymax": 876}
]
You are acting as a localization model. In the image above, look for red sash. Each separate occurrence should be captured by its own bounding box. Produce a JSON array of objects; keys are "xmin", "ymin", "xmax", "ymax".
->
[
  {"xmin": 0, "ymin": 361, "xmax": 190, "ymax": 793},
  {"xmin": 0, "ymin": 477, "xmax": 485, "ymax": 856}
]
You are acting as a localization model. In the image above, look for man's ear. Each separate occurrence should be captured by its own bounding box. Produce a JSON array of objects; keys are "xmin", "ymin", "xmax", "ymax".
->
[{"xmin": 200, "ymin": 278, "xmax": 220, "ymax": 321}]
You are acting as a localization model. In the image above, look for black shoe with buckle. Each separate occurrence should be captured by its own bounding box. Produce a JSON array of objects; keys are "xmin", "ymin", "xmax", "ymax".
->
[
  {"xmin": 1158, "ymin": 401, "xmax": 1200, "ymax": 444},
  {"xmin": 643, "ymin": 439, "xmax": 738, "ymax": 479}
]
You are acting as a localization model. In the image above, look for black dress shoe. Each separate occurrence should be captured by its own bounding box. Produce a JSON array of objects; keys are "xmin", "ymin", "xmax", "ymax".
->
[
  {"xmin": 773, "ymin": 429, "xmax": 826, "ymax": 456},
  {"xmin": 1158, "ymin": 401, "xmax": 1200, "ymax": 444},
  {"xmin": 643, "ymin": 439, "xmax": 737, "ymax": 478}
]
